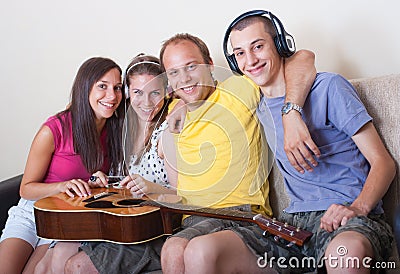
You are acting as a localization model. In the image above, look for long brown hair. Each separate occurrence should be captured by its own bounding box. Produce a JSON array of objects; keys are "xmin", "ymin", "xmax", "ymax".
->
[
  {"xmin": 58, "ymin": 57, "xmax": 125, "ymax": 174},
  {"xmin": 125, "ymin": 53, "xmax": 170, "ymax": 164}
]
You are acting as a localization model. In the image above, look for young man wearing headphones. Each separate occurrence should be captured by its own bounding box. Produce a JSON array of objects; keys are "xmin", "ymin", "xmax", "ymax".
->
[{"xmin": 226, "ymin": 10, "xmax": 395, "ymax": 272}]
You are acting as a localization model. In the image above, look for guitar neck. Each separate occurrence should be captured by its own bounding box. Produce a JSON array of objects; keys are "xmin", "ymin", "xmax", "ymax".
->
[{"xmin": 143, "ymin": 201, "xmax": 312, "ymax": 246}]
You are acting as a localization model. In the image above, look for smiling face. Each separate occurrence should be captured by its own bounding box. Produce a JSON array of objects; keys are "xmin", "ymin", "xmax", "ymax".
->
[
  {"xmin": 129, "ymin": 74, "xmax": 165, "ymax": 123},
  {"xmin": 230, "ymin": 21, "xmax": 283, "ymax": 90},
  {"xmin": 89, "ymin": 68, "xmax": 123, "ymax": 123},
  {"xmin": 162, "ymin": 40, "xmax": 215, "ymax": 111}
]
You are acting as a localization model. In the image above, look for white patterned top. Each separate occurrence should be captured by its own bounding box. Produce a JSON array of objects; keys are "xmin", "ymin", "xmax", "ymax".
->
[{"xmin": 128, "ymin": 121, "xmax": 169, "ymax": 188}]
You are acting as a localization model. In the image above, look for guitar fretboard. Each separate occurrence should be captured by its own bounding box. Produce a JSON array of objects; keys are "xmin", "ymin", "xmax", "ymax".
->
[
  {"xmin": 143, "ymin": 200, "xmax": 254, "ymax": 219},
  {"xmin": 141, "ymin": 200, "xmax": 312, "ymax": 246}
]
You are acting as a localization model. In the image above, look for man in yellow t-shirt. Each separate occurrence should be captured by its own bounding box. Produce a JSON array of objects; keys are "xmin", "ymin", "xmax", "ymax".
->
[
  {"xmin": 172, "ymin": 74, "xmax": 271, "ymax": 214},
  {"xmin": 160, "ymin": 33, "xmax": 272, "ymax": 274}
]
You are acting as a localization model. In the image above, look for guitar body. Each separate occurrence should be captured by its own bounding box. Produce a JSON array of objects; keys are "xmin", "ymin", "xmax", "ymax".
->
[{"xmin": 34, "ymin": 188, "xmax": 182, "ymax": 244}]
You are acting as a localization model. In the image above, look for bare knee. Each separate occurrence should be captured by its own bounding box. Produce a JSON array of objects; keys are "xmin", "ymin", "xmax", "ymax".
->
[
  {"xmin": 326, "ymin": 231, "xmax": 373, "ymax": 258},
  {"xmin": 325, "ymin": 231, "xmax": 373, "ymax": 273},
  {"xmin": 64, "ymin": 252, "xmax": 97, "ymax": 274},
  {"xmin": 33, "ymin": 252, "xmax": 51, "ymax": 274},
  {"xmin": 161, "ymin": 237, "xmax": 188, "ymax": 273},
  {"xmin": 184, "ymin": 231, "xmax": 265, "ymax": 274},
  {"xmin": 64, "ymin": 255, "xmax": 81, "ymax": 274},
  {"xmin": 162, "ymin": 237, "xmax": 187, "ymax": 260},
  {"xmin": 184, "ymin": 235, "xmax": 218, "ymax": 267}
]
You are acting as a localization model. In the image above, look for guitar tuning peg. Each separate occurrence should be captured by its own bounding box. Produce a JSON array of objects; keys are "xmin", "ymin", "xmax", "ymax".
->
[
  {"xmin": 274, "ymin": 235, "xmax": 280, "ymax": 242},
  {"xmin": 262, "ymin": 230, "xmax": 270, "ymax": 237},
  {"xmin": 296, "ymin": 227, "xmax": 300, "ymax": 232},
  {"xmin": 286, "ymin": 241, "xmax": 295, "ymax": 247},
  {"xmin": 272, "ymin": 217, "xmax": 276, "ymax": 222},
  {"xmin": 284, "ymin": 222, "xmax": 288, "ymax": 227}
]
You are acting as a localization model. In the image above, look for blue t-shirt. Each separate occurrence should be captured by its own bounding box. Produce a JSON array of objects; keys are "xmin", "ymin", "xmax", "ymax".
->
[{"xmin": 257, "ymin": 72, "xmax": 383, "ymax": 214}]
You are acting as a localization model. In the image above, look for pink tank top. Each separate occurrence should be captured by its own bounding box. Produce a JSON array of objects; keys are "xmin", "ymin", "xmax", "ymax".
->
[{"xmin": 43, "ymin": 113, "xmax": 110, "ymax": 183}]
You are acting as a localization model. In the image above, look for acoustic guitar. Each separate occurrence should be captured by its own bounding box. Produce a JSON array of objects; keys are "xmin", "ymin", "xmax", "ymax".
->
[{"xmin": 34, "ymin": 187, "xmax": 312, "ymax": 246}]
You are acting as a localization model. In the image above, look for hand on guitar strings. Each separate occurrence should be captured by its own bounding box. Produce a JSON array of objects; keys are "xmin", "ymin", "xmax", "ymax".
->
[
  {"xmin": 89, "ymin": 171, "xmax": 111, "ymax": 188},
  {"xmin": 62, "ymin": 179, "xmax": 92, "ymax": 198},
  {"xmin": 119, "ymin": 174, "xmax": 152, "ymax": 197}
]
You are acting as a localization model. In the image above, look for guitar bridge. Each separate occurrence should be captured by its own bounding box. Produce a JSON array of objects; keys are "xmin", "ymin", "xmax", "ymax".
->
[{"xmin": 83, "ymin": 192, "xmax": 117, "ymax": 202}]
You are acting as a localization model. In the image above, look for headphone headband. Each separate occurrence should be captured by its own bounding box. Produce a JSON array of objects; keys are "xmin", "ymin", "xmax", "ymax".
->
[
  {"xmin": 223, "ymin": 10, "xmax": 296, "ymax": 75},
  {"xmin": 125, "ymin": 60, "xmax": 161, "ymax": 76}
]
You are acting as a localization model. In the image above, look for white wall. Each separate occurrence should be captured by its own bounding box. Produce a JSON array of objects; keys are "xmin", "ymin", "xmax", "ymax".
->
[{"xmin": 1, "ymin": 0, "xmax": 399, "ymax": 181}]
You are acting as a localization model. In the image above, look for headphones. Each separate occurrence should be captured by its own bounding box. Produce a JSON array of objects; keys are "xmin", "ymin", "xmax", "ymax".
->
[
  {"xmin": 123, "ymin": 56, "xmax": 161, "ymax": 99},
  {"xmin": 223, "ymin": 10, "xmax": 296, "ymax": 75}
]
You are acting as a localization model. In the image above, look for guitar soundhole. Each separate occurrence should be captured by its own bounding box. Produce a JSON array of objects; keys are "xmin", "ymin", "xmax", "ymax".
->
[
  {"xmin": 114, "ymin": 199, "xmax": 146, "ymax": 207},
  {"xmin": 84, "ymin": 201, "xmax": 117, "ymax": 208}
]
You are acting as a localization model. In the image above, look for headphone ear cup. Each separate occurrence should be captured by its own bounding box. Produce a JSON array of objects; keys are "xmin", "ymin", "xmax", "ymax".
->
[
  {"xmin": 274, "ymin": 34, "xmax": 295, "ymax": 58},
  {"xmin": 274, "ymin": 36, "xmax": 284, "ymax": 57},
  {"xmin": 227, "ymin": 54, "xmax": 242, "ymax": 75}
]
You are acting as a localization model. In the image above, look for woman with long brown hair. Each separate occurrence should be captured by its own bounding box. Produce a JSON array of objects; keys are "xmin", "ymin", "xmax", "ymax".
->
[{"xmin": 0, "ymin": 57, "xmax": 125, "ymax": 273}]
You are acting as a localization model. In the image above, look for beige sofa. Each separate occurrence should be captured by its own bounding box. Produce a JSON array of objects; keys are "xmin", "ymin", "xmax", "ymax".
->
[{"xmin": 268, "ymin": 73, "xmax": 400, "ymax": 270}]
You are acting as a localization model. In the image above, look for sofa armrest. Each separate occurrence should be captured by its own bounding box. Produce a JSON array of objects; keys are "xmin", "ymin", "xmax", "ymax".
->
[{"xmin": 0, "ymin": 174, "xmax": 22, "ymax": 232}]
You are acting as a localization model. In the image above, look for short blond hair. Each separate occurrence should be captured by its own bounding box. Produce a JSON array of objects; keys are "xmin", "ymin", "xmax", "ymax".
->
[{"xmin": 159, "ymin": 33, "xmax": 212, "ymax": 72}]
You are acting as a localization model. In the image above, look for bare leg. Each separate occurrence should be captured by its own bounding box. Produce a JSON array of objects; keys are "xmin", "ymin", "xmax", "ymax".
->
[
  {"xmin": 23, "ymin": 244, "xmax": 49, "ymax": 273},
  {"xmin": 161, "ymin": 237, "xmax": 189, "ymax": 274},
  {"xmin": 184, "ymin": 230, "xmax": 276, "ymax": 274},
  {"xmin": 325, "ymin": 231, "xmax": 373, "ymax": 274},
  {"xmin": 64, "ymin": 250, "xmax": 99, "ymax": 274},
  {"xmin": 0, "ymin": 238, "xmax": 33, "ymax": 273},
  {"xmin": 34, "ymin": 247, "xmax": 54, "ymax": 274},
  {"xmin": 34, "ymin": 242, "xmax": 81, "ymax": 274}
]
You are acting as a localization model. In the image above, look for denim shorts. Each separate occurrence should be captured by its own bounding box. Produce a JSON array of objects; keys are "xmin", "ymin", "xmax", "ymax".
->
[{"xmin": 0, "ymin": 198, "xmax": 52, "ymax": 248}]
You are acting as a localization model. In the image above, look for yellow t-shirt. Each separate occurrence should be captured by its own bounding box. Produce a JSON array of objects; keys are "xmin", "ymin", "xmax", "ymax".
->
[{"xmin": 174, "ymin": 76, "xmax": 272, "ymax": 216}]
